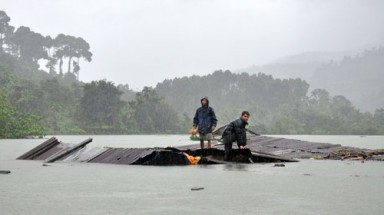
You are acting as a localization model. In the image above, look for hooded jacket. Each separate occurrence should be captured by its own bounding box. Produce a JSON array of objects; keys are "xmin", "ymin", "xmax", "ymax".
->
[
  {"xmin": 193, "ymin": 97, "xmax": 218, "ymax": 135},
  {"xmin": 222, "ymin": 118, "xmax": 248, "ymax": 146}
]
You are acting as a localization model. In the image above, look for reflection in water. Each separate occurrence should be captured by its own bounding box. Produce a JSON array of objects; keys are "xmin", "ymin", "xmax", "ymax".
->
[
  {"xmin": 222, "ymin": 163, "xmax": 250, "ymax": 171},
  {"xmin": 196, "ymin": 163, "xmax": 252, "ymax": 171}
]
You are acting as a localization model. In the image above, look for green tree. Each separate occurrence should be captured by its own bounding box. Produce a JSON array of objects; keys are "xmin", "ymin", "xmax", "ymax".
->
[
  {"xmin": 374, "ymin": 108, "xmax": 384, "ymax": 127},
  {"xmin": 129, "ymin": 87, "xmax": 180, "ymax": 133},
  {"xmin": 0, "ymin": 94, "xmax": 45, "ymax": 138},
  {"xmin": 78, "ymin": 80, "xmax": 125, "ymax": 133},
  {"xmin": 37, "ymin": 78, "xmax": 83, "ymax": 134}
]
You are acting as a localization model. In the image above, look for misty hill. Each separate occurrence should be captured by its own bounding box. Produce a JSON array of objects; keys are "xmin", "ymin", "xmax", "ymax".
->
[
  {"xmin": 153, "ymin": 70, "xmax": 384, "ymax": 135},
  {"xmin": 238, "ymin": 50, "xmax": 359, "ymax": 80},
  {"xmin": 272, "ymin": 50, "xmax": 360, "ymax": 64},
  {"xmin": 0, "ymin": 51, "xmax": 51, "ymax": 82},
  {"xmin": 240, "ymin": 48, "xmax": 384, "ymax": 111},
  {"xmin": 155, "ymin": 70, "xmax": 309, "ymax": 124},
  {"xmin": 309, "ymin": 48, "xmax": 384, "ymax": 111},
  {"xmin": 2, "ymin": 10, "xmax": 384, "ymax": 136}
]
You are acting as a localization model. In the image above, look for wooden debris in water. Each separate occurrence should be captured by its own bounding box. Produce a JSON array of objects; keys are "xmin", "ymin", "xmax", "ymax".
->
[
  {"xmin": 0, "ymin": 170, "xmax": 11, "ymax": 174},
  {"xmin": 191, "ymin": 187, "xmax": 204, "ymax": 191},
  {"xmin": 327, "ymin": 149, "xmax": 384, "ymax": 161}
]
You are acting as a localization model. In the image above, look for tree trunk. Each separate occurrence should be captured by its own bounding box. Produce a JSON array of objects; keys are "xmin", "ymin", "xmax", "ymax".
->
[
  {"xmin": 67, "ymin": 56, "xmax": 73, "ymax": 73},
  {"xmin": 59, "ymin": 57, "xmax": 63, "ymax": 76},
  {"xmin": 0, "ymin": 34, "xmax": 3, "ymax": 52}
]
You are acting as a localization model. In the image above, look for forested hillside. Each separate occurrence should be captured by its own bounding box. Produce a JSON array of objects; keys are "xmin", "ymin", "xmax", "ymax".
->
[
  {"xmin": 155, "ymin": 70, "xmax": 384, "ymax": 135},
  {"xmin": 0, "ymin": 10, "xmax": 92, "ymax": 86},
  {"xmin": 1, "ymin": 10, "xmax": 384, "ymax": 138},
  {"xmin": 0, "ymin": 10, "xmax": 186, "ymax": 137},
  {"xmin": 309, "ymin": 48, "xmax": 384, "ymax": 111},
  {"xmin": 155, "ymin": 70, "xmax": 309, "ymax": 122},
  {"xmin": 242, "ymin": 48, "xmax": 384, "ymax": 112}
]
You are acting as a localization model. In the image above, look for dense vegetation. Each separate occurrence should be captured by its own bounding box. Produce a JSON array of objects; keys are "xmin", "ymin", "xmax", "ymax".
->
[
  {"xmin": 155, "ymin": 70, "xmax": 384, "ymax": 135},
  {"xmin": 243, "ymin": 48, "xmax": 384, "ymax": 112},
  {"xmin": 0, "ymin": 10, "xmax": 383, "ymax": 138},
  {"xmin": 0, "ymin": 94, "xmax": 44, "ymax": 138},
  {"xmin": 0, "ymin": 66, "xmax": 189, "ymax": 136}
]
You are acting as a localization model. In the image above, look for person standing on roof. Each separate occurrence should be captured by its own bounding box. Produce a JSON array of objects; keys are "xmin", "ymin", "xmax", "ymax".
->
[
  {"xmin": 222, "ymin": 111, "xmax": 250, "ymax": 161},
  {"xmin": 193, "ymin": 97, "xmax": 218, "ymax": 149}
]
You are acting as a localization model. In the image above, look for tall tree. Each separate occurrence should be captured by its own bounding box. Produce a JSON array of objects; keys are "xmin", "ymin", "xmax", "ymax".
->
[
  {"xmin": 11, "ymin": 26, "xmax": 48, "ymax": 62},
  {"xmin": 0, "ymin": 10, "xmax": 14, "ymax": 53},
  {"xmin": 53, "ymin": 34, "xmax": 92, "ymax": 79},
  {"xmin": 43, "ymin": 35, "xmax": 57, "ymax": 75}
]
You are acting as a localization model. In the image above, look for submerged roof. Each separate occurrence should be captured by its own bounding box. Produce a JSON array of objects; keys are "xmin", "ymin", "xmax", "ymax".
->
[
  {"xmin": 17, "ymin": 134, "xmax": 384, "ymax": 166},
  {"xmin": 17, "ymin": 136, "xmax": 297, "ymax": 166}
]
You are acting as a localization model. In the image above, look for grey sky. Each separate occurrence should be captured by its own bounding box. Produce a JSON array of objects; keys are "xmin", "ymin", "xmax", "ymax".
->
[{"xmin": 1, "ymin": 0, "xmax": 384, "ymax": 90}]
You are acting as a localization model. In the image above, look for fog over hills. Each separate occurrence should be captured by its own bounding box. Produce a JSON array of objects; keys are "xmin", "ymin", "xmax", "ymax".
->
[
  {"xmin": 3, "ymin": 0, "xmax": 384, "ymax": 90},
  {"xmin": 239, "ymin": 49, "xmax": 362, "ymax": 79},
  {"xmin": 239, "ymin": 47, "xmax": 384, "ymax": 112}
]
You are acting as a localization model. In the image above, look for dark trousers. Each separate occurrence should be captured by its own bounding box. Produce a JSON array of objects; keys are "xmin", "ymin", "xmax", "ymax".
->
[{"xmin": 223, "ymin": 134, "xmax": 236, "ymax": 161}]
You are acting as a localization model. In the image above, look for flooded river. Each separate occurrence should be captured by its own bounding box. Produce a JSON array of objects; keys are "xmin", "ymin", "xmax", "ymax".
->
[{"xmin": 1, "ymin": 135, "xmax": 383, "ymax": 215}]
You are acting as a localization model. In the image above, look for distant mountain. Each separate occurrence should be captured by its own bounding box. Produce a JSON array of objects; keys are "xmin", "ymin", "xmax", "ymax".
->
[
  {"xmin": 238, "ymin": 61, "xmax": 319, "ymax": 80},
  {"xmin": 238, "ymin": 50, "xmax": 360, "ymax": 80},
  {"xmin": 309, "ymin": 48, "xmax": 384, "ymax": 112},
  {"xmin": 271, "ymin": 50, "xmax": 360, "ymax": 64},
  {"xmin": 240, "ymin": 48, "xmax": 384, "ymax": 112}
]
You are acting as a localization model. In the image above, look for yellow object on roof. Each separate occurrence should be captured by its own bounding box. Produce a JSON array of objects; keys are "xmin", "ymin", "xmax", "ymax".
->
[{"xmin": 183, "ymin": 152, "xmax": 201, "ymax": 165}]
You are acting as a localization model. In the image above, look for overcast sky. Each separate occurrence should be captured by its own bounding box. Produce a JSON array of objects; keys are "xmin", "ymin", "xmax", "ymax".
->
[{"xmin": 2, "ymin": 0, "xmax": 384, "ymax": 90}]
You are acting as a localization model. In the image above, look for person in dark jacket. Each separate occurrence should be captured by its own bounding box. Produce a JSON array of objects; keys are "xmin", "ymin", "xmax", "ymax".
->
[
  {"xmin": 222, "ymin": 111, "xmax": 250, "ymax": 161},
  {"xmin": 193, "ymin": 97, "xmax": 218, "ymax": 149}
]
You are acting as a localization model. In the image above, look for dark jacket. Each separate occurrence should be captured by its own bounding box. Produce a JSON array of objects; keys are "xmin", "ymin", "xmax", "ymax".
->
[
  {"xmin": 222, "ymin": 118, "xmax": 248, "ymax": 146},
  {"xmin": 193, "ymin": 98, "xmax": 217, "ymax": 135}
]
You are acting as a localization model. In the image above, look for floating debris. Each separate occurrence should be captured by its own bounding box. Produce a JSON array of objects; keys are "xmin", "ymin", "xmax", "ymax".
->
[
  {"xmin": 0, "ymin": 170, "xmax": 11, "ymax": 174},
  {"xmin": 327, "ymin": 149, "xmax": 384, "ymax": 161},
  {"xmin": 191, "ymin": 187, "xmax": 204, "ymax": 191}
]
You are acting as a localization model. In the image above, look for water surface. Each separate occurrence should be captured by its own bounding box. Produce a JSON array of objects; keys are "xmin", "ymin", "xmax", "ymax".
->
[{"xmin": 1, "ymin": 135, "xmax": 383, "ymax": 215}]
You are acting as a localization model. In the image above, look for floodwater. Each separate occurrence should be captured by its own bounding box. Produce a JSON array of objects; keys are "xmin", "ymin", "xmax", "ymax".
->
[{"xmin": 1, "ymin": 135, "xmax": 383, "ymax": 215}]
